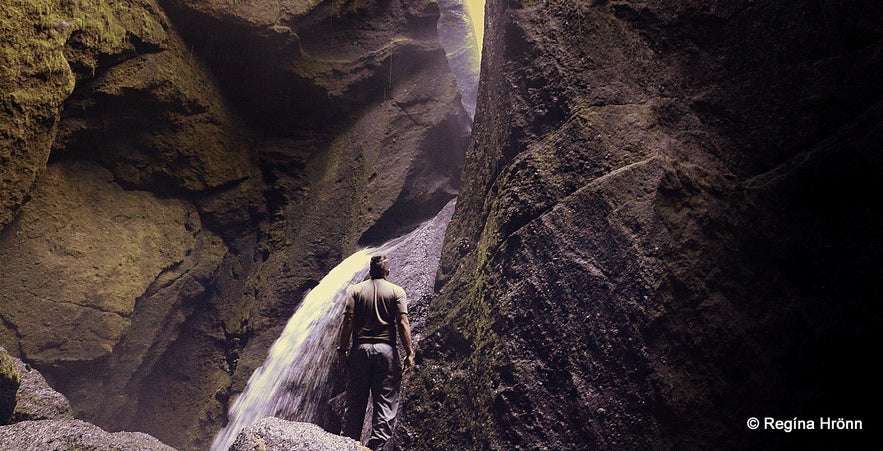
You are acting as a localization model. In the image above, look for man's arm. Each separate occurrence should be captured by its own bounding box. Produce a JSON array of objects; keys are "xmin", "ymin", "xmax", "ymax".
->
[
  {"xmin": 397, "ymin": 313, "xmax": 414, "ymax": 373},
  {"xmin": 337, "ymin": 313, "xmax": 354, "ymax": 354}
]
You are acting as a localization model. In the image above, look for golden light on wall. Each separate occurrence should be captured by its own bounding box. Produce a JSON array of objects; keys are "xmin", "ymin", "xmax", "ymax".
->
[{"xmin": 464, "ymin": 0, "xmax": 485, "ymax": 59}]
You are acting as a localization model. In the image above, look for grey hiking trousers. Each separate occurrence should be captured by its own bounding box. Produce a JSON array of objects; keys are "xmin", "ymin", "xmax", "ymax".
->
[{"xmin": 343, "ymin": 342, "xmax": 402, "ymax": 450}]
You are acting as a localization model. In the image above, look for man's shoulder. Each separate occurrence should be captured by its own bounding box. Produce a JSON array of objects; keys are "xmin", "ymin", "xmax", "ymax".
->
[
  {"xmin": 349, "ymin": 279, "xmax": 371, "ymax": 291},
  {"xmin": 379, "ymin": 279, "xmax": 406, "ymax": 294}
]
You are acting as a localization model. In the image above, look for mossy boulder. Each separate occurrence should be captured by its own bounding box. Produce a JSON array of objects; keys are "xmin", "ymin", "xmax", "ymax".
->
[{"xmin": 0, "ymin": 348, "xmax": 20, "ymax": 425}]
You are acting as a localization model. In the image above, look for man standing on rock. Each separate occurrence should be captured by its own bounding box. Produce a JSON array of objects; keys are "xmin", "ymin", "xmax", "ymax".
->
[{"xmin": 336, "ymin": 254, "xmax": 414, "ymax": 451}]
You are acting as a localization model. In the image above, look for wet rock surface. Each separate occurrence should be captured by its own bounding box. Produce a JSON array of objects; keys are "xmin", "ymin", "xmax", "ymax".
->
[
  {"xmin": 402, "ymin": 1, "xmax": 883, "ymax": 450},
  {"xmin": 437, "ymin": 0, "xmax": 481, "ymax": 117}
]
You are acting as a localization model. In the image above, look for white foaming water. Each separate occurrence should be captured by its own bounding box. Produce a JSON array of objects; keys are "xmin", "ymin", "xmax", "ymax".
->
[
  {"xmin": 210, "ymin": 250, "xmax": 376, "ymax": 451},
  {"xmin": 210, "ymin": 209, "xmax": 448, "ymax": 451}
]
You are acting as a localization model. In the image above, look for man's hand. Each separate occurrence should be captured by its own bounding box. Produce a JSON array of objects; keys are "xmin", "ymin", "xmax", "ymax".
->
[
  {"xmin": 402, "ymin": 354, "xmax": 414, "ymax": 374},
  {"xmin": 397, "ymin": 313, "xmax": 414, "ymax": 374},
  {"xmin": 336, "ymin": 312, "xmax": 353, "ymax": 377},
  {"xmin": 336, "ymin": 348, "xmax": 348, "ymax": 376}
]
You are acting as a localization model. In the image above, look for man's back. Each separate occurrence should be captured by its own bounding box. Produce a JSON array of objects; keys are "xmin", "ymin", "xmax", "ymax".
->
[
  {"xmin": 337, "ymin": 255, "xmax": 413, "ymax": 450},
  {"xmin": 346, "ymin": 278, "xmax": 407, "ymax": 344}
]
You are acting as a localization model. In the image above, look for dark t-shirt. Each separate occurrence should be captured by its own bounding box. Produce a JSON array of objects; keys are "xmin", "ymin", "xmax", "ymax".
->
[{"xmin": 345, "ymin": 278, "xmax": 407, "ymax": 344}]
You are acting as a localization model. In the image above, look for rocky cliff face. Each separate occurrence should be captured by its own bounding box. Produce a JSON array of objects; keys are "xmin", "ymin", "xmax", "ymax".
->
[
  {"xmin": 1, "ymin": 0, "xmax": 467, "ymax": 449},
  {"xmin": 403, "ymin": 1, "xmax": 882, "ymax": 450}
]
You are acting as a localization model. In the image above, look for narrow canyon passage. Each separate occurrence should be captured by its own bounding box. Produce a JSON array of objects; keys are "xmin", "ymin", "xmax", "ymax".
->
[{"xmin": 2, "ymin": 1, "xmax": 880, "ymax": 450}]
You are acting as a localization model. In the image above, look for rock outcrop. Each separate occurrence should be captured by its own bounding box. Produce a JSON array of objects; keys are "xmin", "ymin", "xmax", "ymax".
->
[
  {"xmin": 0, "ymin": 1, "xmax": 76, "ymax": 230},
  {"xmin": 402, "ymin": 1, "xmax": 883, "ymax": 450},
  {"xmin": 0, "ymin": 419, "xmax": 176, "ymax": 451},
  {"xmin": 0, "ymin": 161, "xmax": 225, "ymax": 369},
  {"xmin": 230, "ymin": 418, "xmax": 368, "ymax": 451},
  {"xmin": 145, "ymin": 2, "xmax": 468, "ymax": 448},
  {"xmin": 10, "ymin": 352, "xmax": 75, "ymax": 422},
  {"xmin": 437, "ymin": 0, "xmax": 481, "ymax": 117},
  {"xmin": 1, "ymin": 347, "xmax": 73, "ymax": 425}
]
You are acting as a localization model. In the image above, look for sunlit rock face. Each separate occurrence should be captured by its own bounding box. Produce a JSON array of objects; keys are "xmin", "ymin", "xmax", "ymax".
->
[
  {"xmin": 437, "ymin": 0, "xmax": 482, "ymax": 118},
  {"xmin": 402, "ymin": 1, "xmax": 883, "ymax": 450},
  {"xmin": 0, "ymin": 162, "xmax": 224, "ymax": 368},
  {"xmin": 0, "ymin": 161, "xmax": 228, "ymax": 446}
]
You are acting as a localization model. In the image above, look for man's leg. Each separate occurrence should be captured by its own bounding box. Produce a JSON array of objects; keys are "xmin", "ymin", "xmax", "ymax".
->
[
  {"xmin": 366, "ymin": 343, "xmax": 401, "ymax": 451},
  {"xmin": 342, "ymin": 344, "xmax": 371, "ymax": 441}
]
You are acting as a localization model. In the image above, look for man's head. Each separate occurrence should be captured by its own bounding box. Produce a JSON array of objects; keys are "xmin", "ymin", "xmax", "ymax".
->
[{"xmin": 369, "ymin": 255, "xmax": 390, "ymax": 279}]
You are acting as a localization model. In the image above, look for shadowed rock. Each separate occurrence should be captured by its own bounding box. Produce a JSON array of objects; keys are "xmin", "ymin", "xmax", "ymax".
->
[
  {"xmin": 402, "ymin": 1, "xmax": 883, "ymax": 450},
  {"xmin": 1, "ymin": 346, "xmax": 172, "ymax": 449},
  {"xmin": 10, "ymin": 354, "xmax": 74, "ymax": 422},
  {"xmin": 0, "ymin": 348, "xmax": 18, "ymax": 424}
]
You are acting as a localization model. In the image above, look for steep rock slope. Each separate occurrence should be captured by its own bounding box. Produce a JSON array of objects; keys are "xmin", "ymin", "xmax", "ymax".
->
[
  {"xmin": 0, "ymin": 1, "xmax": 75, "ymax": 230},
  {"xmin": 403, "ymin": 1, "xmax": 882, "ymax": 450}
]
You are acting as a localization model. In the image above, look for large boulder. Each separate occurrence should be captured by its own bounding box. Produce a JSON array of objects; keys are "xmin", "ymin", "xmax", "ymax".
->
[
  {"xmin": 0, "ymin": 348, "xmax": 172, "ymax": 449},
  {"xmin": 11, "ymin": 354, "xmax": 74, "ymax": 422},
  {"xmin": 1, "ymin": 345, "xmax": 74, "ymax": 425},
  {"xmin": 402, "ymin": 1, "xmax": 883, "ymax": 450},
  {"xmin": 0, "ymin": 419, "xmax": 176, "ymax": 451},
  {"xmin": 0, "ymin": 161, "xmax": 223, "ymax": 368},
  {"xmin": 230, "ymin": 418, "xmax": 368, "ymax": 451},
  {"xmin": 0, "ymin": 160, "xmax": 228, "ymax": 448}
]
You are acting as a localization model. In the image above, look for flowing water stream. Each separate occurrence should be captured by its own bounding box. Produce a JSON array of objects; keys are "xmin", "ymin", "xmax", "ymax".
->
[{"xmin": 211, "ymin": 200, "xmax": 456, "ymax": 450}]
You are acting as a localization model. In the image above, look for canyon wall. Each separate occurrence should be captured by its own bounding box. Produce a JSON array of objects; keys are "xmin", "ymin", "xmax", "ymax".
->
[
  {"xmin": 403, "ymin": 1, "xmax": 882, "ymax": 449},
  {"xmin": 0, "ymin": 0, "xmax": 468, "ymax": 449}
]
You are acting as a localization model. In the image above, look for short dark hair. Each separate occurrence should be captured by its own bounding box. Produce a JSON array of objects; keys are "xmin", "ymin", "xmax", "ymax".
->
[{"xmin": 369, "ymin": 255, "xmax": 389, "ymax": 279}]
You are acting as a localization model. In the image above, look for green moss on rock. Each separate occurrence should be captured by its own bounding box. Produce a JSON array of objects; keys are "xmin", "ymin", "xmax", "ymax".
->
[
  {"xmin": 0, "ymin": 348, "xmax": 20, "ymax": 425},
  {"xmin": 0, "ymin": 161, "xmax": 201, "ymax": 367}
]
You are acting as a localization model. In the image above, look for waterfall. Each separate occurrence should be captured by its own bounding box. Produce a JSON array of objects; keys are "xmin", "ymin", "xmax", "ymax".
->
[{"xmin": 211, "ymin": 200, "xmax": 456, "ymax": 450}]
